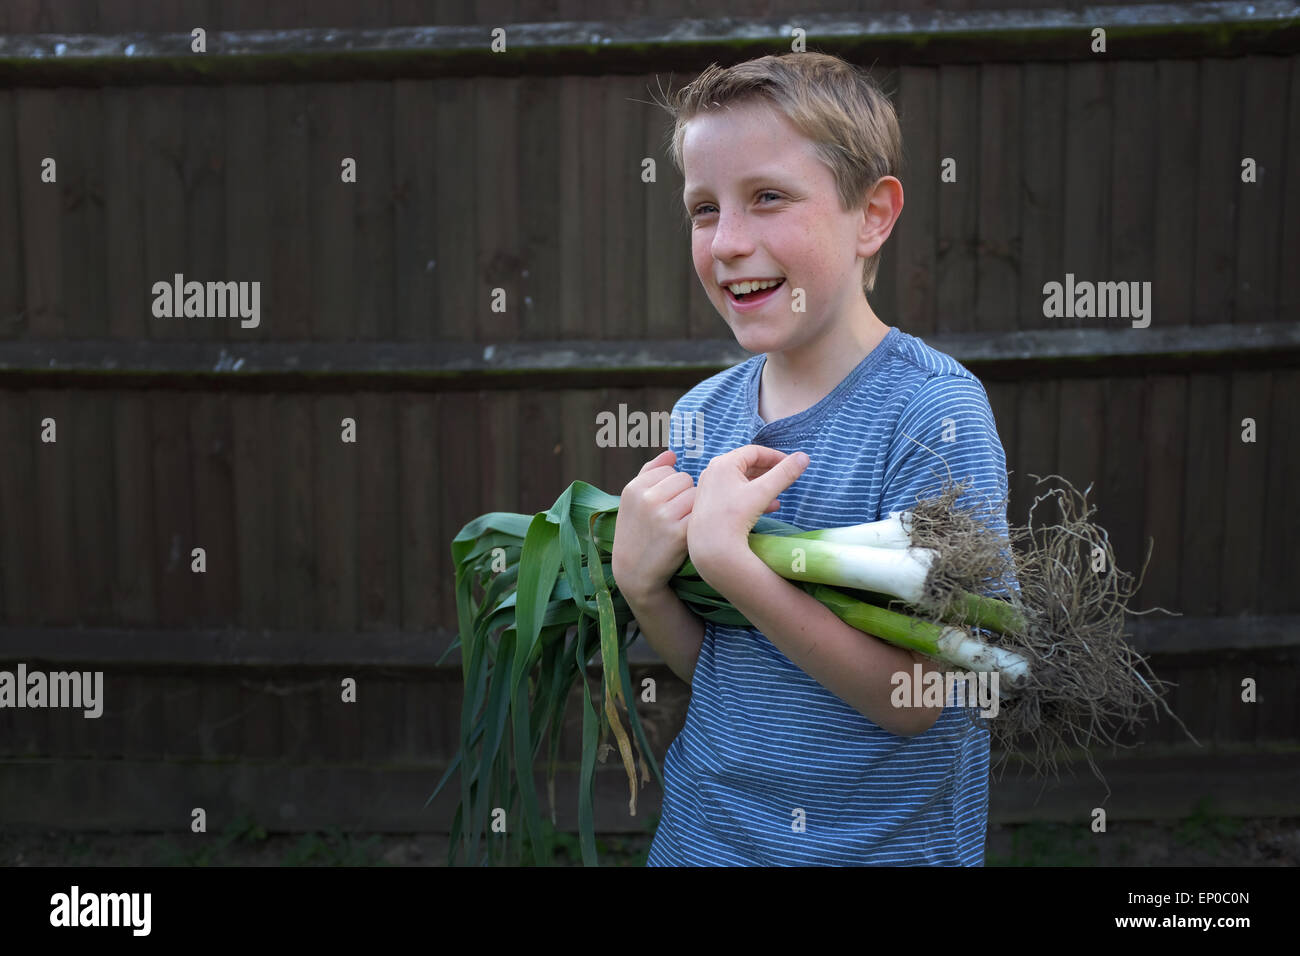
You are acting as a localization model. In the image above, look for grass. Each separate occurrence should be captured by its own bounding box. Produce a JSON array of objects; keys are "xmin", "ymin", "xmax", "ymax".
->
[
  {"xmin": 987, "ymin": 821, "xmax": 1103, "ymax": 866},
  {"xmin": 153, "ymin": 814, "xmax": 385, "ymax": 866},
  {"xmin": 1173, "ymin": 798, "xmax": 1244, "ymax": 854}
]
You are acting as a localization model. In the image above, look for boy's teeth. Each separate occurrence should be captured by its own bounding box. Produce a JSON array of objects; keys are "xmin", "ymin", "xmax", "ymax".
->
[{"xmin": 728, "ymin": 279, "xmax": 782, "ymax": 295}]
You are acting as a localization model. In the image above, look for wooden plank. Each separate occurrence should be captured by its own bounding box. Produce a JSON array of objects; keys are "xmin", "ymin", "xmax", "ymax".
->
[
  {"xmin": 1235, "ymin": 55, "xmax": 1289, "ymax": 324},
  {"xmin": 274, "ymin": 395, "xmax": 316, "ymax": 630},
  {"xmin": 1179, "ymin": 372, "xmax": 1229, "ymax": 616},
  {"xmin": 1139, "ymin": 376, "xmax": 1187, "ymax": 612},
  {"xmin": 223, "ymin": 83, "xmax": 270, "ymax": 344},
  {"xmin": 1062, "ymin": 59, "xmax": 1110, "ymax": 331},
  {"xmin": 437, "ymin": 391, "xmax": 482, "ymax": 641},
  {"xmin": 315, "ymin": 394, "xmax": 360, "ymax": 632},
  {"xmin": 199, "ymin": 671, "xmax": 241, "ymax": 758},
  {"xmin": 974, "ymin": 62, "xmax": 1020, "ymax": 335},
  {"xmin": 580, "ymin": 77, "xmax": 612, "ymax": 340},
  {"xmin": 121, "ymin": 673, "xmax": 165, "ymax": 760},
  {"xmin": 398, "ymin": 393, "xmax": 441, "ymax": 632},
  {"xmin": 1216, "ymin": 650, "xmax": 1259, "ymax": 746},
  {"xmin": 559, "ymin": 75, "xmax": 587, "ymax": 338},
  {"xmin": 238, "ymin": 675, "xmax": 282, "ymax": 761},
  {"xmin": 434, "ymin": 76, "xmax": 477, "ymax": 343},
  {"xmin": 476, "ymin": 77, "xmax": 521, "ymax": 342},
  {"xmin": 1259, "ymin": 370, "xmax": 1300, "ymax": 615},
  {"xmin": 60, "ymin": 86, "xmax": 107, "ymax": 337},
  {"xmin": 189, "ymin": 393, "xmax": 238, "ymax": 625},
  {"xmin": 892, "ymin": 65, "xmax": 938, "ymax": 339},
  {"xmin": 102, "ymin": 86, "xmax": 149, "ymax": 339},
  {"xmin": 70, "ymin": 392, "xmax": 115, "ymax": 624},
  {"xmin": 1011, "ymin": 379, "xmax": 1058, "ymax": 530},
  {"xmin": 517, "ymin": 387, "xmax": 563, "ymax": 516},
  {"xmin": 90, "ymin": 671, "xmax": 126, "ymax": 760},
  {"xmin": 357, "ymin": 392, "xmax": 401, "ymax": 630},
  {"xmin": 1281, "ymin": 57, "xmax": 1300, "ymax": 323},
  {"xmin": 140, "ymin": 86, "xmax": 187, "ymax": 341},
  {"xmin": 112, "ymin": 393, "xmax": 157, "ymax": 624},
  {"xmin": 1099, "ymin": 377, "xmax": 1145, "ymax": 586},
  {"xmin": 150, "ymin": 392, "xmax": 197, "ymax": 627},
  {"xmin": 516, "ymin": 73, "xmax": 562, "ymax": 340},
  {"xmin": 0, "ymin": 393, "xmax": 37, "ymax": 623},
  {"xmin": 1153, "ymin": 59, "xmax": 1198, "ymax": 326},
  {"xmin": 480, "ymin": 390, "xmax": 520, "ymax": 514},
  {"xmin": 1256, "ymin": 658, "xmax": 1298, "ymax": 742},
  {"xmin": 161, "ymin": 677, "xmax": 204, "ymax": 759},
  {"xmin": 354, "ymin": 79, "xmax": 397, "ymax": 341},
  {"xmin": 1108, "ymin": 60, "xmax": 1157, "ymax": 322},
  {"xmin": 393, "ymin": 78, "xmax": 439, "ymax": 342},
  {"xmin": 0, "ymin": 89, "xmax": 21, "ymax": 341},
  {"xmin": 1055, "ymin": 379, "xmax": 1105, "ymax": 560},
  {"xmin": 184, "ymin": 84, "xmax": 227, "ymax": 341},
  {"xmin": 266, "ymin": 83, "xmax": 313, "ymax": 340},
  {"xmin": 983, "ymin": 380, "xmax": 1018, "ymax": 497},
  {"xmin": 1218, "ymin": 371, "xmax": 1272, "ymax": 613},
  {"xmin": 643, "ymin": 74, "xmax": 690, "ymax": 341},
  {"xmin": 1193, "ymin": 58, "xmax": 1243, "ymax": 325},
  {"xmin": 306, "ymin": 81, "xmax": 355, "ymax": 342},
  {"xmin": 14, "ymin": 89, "xmax": 62, "ymax": 337},
  {"xmin": 33, "ymin": 390, "xmax": 76, "ymax": 623},
  {"xmin": 1017, "ymin": 62, "xmax": 1065, "ymax": 333},
  {"xmin": 231, "ymin": 393, "xmax": 278, "ymax": 629},
  {"xmin": 322, "ymin": 669, "xmax": 363, "ymax": 762},
  {"xmin": 935, "ymin": 63, "xmax": 978, "ymax": 337},
  {"xmin": 604, "ymin": 75, "xmax": 647, "ymax": 340}
]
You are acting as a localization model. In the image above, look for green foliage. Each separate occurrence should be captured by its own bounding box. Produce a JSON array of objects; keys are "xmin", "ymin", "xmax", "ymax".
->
[
  {"xmin": 1174, "ymin": 797, "xmax": 1244, "ymax": 852},
  {"xmin": 155, "ymin": 813, "xmax": 268, "ymax": 866},
  {"xmin": 433, "ymin": 481, "xmax": 805, "ymax": 867},
  {"xmin": 280, "ymin": 827, "xmax": 384, "ymax": 866},
  {"xmin": 987, "ymin": 821, "xmax": 1100, "ymax": 867}
]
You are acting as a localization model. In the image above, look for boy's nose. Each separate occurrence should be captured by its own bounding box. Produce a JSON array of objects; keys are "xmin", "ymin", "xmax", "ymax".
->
[{"xmin": 710, "ymin": 208, "xmax": 756, "ymax": 260}]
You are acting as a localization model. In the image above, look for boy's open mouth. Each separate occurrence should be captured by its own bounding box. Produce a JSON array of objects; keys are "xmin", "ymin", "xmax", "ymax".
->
[{"xmin": 726, "ymin": 278, "xmax": 785, "ymax": 303}]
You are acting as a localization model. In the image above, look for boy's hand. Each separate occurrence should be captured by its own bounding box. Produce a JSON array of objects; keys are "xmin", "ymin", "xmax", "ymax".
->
[
  {"xmin": 688, "ymin": 445, "xmax": 810, "ymax": 590},
  {"xmin": 611, "ymin": 450, "xmax": 696, "ymax": 604}
]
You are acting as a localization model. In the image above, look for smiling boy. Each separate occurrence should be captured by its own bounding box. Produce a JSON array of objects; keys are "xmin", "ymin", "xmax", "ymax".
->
[{"xmin": 613, "ymin": 53, "xmax": 1011, "ymax": 865}]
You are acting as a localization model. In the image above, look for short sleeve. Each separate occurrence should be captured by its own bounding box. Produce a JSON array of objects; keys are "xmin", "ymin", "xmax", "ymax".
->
[{"xmin": 879, "ymin": 374, "xmax": 1014, "ymax": 598}]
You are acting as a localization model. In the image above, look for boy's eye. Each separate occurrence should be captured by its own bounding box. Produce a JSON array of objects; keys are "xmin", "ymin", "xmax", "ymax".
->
[{"xmin": 690, "ymin": 192, "xmax": 780, "ymax": 218}]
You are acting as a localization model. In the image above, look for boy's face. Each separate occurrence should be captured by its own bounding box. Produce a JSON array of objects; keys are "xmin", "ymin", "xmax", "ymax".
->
[{"xmin": 680, "ymin": 99, "xmax": 879, "ymax": 356}]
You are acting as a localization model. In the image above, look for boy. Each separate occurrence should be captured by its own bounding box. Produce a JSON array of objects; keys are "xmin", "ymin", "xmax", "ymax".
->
[{"xmin": 612, "ymin": 52, "xmax": 1010, "ymax": 865}]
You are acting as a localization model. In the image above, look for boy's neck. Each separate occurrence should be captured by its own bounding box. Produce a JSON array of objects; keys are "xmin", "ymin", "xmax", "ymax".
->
[{"xmin": 758, "ymin": 301, "xmax": 892, "ymax": 424}]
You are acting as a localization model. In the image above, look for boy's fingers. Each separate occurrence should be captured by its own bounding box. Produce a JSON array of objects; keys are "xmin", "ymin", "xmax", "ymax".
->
[
  {"xmin": 639, "ymin": 449, "xmax": 676, "ymax": 475},
  {"xmin": 752, "ymin": 451, "xmax": 810, "ymax": 499}
]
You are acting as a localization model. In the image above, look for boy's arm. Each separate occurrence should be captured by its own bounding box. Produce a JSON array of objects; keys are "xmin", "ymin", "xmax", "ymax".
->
[
  {"xmin": 687, "ymin": 446, "xmax": 945, "ymax": 736},
  {"xmin": 689, "ymin": 378, "xmax": 1008, "ymax": 735},
  {"xmin": 621, "ymin": 586, "xmax": 706, "ymax": 687},
  {"xmin": 697, "ymin": 547, "xmax": 942, "ymax": 735}
]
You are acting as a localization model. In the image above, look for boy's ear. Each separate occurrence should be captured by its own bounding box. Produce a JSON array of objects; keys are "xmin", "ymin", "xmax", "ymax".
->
[{"xmin": 856, "ymin": 176, "xmax": 904, "ymax": 260}]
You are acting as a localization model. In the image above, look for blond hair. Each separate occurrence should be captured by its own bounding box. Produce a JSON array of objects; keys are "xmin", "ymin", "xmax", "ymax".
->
[{"xmin": 661, "ymin": 52, "xmax": 902, "ymax": 294}]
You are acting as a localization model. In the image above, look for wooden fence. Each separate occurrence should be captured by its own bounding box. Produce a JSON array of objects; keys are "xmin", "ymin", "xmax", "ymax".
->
[{"xmin": 1, "ymin": 0, "xmax": 1298, "ymax": 836}]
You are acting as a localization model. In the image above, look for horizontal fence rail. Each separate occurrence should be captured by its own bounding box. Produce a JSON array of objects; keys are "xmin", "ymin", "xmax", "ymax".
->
[
  {"xmin": 1, "ymin": 324, "xmax": 1297, "ymax": 389},
  {"xmin": 0, "ymin": 2, "xmax": 1298, "ymax": 84}
]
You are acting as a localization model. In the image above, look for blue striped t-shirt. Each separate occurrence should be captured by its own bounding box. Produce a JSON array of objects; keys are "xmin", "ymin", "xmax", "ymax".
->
[{"xmin": 645, "ymin": 326, "xmax": 1009, "ymax": 866}]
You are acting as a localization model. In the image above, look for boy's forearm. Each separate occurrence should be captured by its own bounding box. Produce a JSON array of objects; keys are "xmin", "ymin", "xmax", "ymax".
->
[
  {"xmin": 622, "ymin": 585, "xmax": 706, "ymax": 686},
  {"xmin": 701, "ymin": 553, "xmax": 944, "ymax": 736}
]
